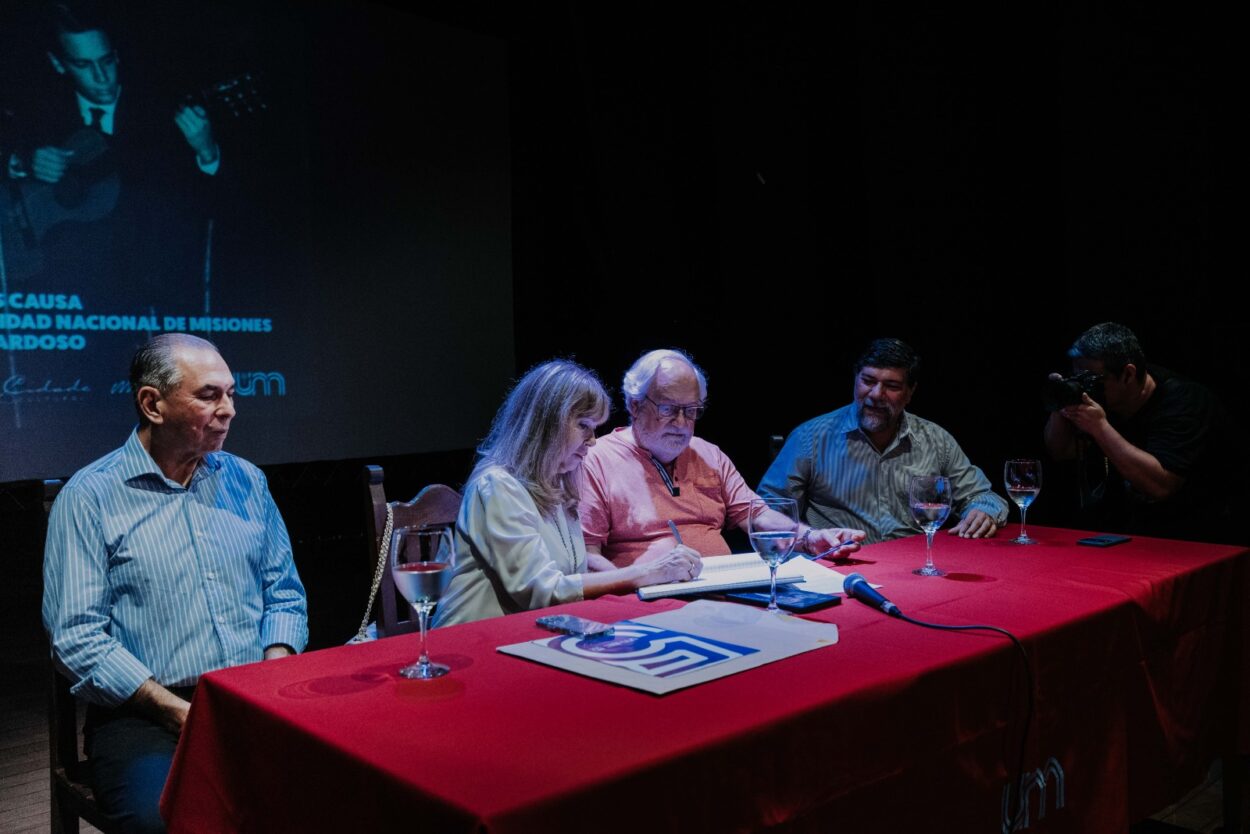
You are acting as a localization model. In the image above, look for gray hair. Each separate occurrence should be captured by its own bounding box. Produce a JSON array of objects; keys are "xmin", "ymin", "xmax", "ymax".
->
[
  {"xmin": 472, "ymin": 359, "xmax": 610, "ymax": 518},
  {"xmin": 621, "ymin": 348, "xmax": 707, "ymax": 411},
  {"xmin": 1068, "ymin": 322, "xmax": 1147, "ymax": 383},
  {"xmin": 129, "ymin": 333, "xmax": 219, "ymax": 423}
]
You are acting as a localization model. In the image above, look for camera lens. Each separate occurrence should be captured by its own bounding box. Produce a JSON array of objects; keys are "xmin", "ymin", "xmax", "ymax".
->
[{"xmin": 1042, "ymin": 376, "xmax": 1084, "ymax": 412}]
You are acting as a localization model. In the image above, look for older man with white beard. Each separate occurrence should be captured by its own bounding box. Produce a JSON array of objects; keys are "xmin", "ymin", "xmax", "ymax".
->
[{"xmin": 580, "ymin": 348, "xmax": 865, "ymax": 569}]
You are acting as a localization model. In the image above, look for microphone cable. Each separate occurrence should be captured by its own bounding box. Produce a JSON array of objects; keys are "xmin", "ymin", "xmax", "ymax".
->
[{"xmin": 894, "ymin": 612, "xmax": 1034, "ymax": 834}]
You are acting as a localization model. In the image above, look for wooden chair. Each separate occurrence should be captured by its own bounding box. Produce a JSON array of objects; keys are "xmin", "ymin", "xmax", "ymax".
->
[
  {"xmin": 45, "ymin": 479, "xmax": 122, "ymax": 834},
  {"xmin": 363, "ymin": 465, "xmax": 461, "ymax": 637}
]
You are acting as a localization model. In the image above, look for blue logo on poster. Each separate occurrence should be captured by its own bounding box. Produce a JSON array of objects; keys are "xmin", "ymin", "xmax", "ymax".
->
[{"xmin": 547, "ymin": 621, "xmax": 758, "ymax": 678}]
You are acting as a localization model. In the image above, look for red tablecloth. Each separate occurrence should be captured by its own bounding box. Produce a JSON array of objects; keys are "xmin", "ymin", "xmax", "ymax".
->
[{"xmin": 161, "ymin": 527, "xmax": 1248, "ymax": 833}]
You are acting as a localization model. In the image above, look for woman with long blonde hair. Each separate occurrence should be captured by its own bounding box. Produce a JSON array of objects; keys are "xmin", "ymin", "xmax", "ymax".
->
[{"xmin": 434, "ymin": 360, "xmax": 701, "ymax": 627}]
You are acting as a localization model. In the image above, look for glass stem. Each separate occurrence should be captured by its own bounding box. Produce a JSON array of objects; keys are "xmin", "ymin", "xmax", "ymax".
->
[
  {"xmin": 924, "ymin": 530, "xmax": 936, "ymax": 571},
  {"xmin": 768, "ymin": 563, "xmax": 779, "ymax": 611},
  {"xmin": 416, "ymin": 602, "xmax": 432, "ymax": 668},
  {"xmin": 1019, "ymin": 508, "xmax": 1028, "ymax": 542}
]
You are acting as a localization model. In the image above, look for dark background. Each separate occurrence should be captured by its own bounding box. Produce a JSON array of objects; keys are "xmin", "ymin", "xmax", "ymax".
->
[{"xmin": 2, "ymin": 1, "xmax": 1233, "ymax": 653}]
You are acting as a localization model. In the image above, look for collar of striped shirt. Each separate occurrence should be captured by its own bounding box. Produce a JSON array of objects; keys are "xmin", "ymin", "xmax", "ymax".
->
[
  {"xmin": 841, "ymin": 405, "xmax": 915, "ymax": 454},
  {"xmin": 115, "ymin": 427, "xmax": 224, "ymax": 489}
]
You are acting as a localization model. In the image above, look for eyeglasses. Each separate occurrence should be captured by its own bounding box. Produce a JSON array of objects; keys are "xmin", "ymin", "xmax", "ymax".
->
[{"xmin": 645, "ymin": 396, "xmax": 706, "ymax": 422}]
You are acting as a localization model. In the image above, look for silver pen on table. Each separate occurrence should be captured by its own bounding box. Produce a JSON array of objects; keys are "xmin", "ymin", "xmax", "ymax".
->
[
  {"xmin": 667, "ymin": 520, "xmax": 683, "ymax": 545},
  {"xmin": 806, "ymin": 541, "xmax": 853, "ymax": 560}
]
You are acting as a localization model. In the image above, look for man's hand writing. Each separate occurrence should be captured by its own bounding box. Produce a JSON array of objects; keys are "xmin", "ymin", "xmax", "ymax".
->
[{"xmin": 637, "ymin": 546, "xmax": 702, "ymax": 584}]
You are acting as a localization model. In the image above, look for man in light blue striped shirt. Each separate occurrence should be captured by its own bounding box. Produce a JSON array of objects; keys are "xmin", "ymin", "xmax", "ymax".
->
[
  {"xmin": 42, "ymin": 333, "xmax": 307, "ymax": 833},
  {"xmin": 759, "ymin": 338, "xmax": 1008, "ymax": 544}
]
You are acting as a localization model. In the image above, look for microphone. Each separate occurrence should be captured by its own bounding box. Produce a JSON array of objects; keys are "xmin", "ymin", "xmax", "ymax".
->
[{"xmin": 843, "ymin": 573, "xmax": 902, "ymax": 618}]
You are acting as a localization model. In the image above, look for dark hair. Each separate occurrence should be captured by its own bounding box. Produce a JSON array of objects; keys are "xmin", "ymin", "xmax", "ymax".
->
[
  {"xmin": 1068, "ymin": 322, "xmax": 1146, "ymax": 383},
  {"xmin": 129, "ymin": 333, "xmax": 219, "ymax": 423},
  {"xmin": 854, "ymin": 338, "xmax": 920, "ymax": 387},
  {"xmin": 45, "ymin": 1, "xmax": 113, "ymax": 51}
]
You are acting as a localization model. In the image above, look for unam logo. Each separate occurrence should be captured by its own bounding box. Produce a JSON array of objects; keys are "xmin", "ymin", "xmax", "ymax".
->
[
  {"xmin": 235, "ymin": 371, "xmax": 285, "ymax": 397},
  {"xmin": 109, "ymin": 372, "xmax": 287, "ymax": 397}
]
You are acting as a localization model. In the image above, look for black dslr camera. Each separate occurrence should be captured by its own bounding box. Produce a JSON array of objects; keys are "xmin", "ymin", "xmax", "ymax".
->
[{"xmin": 1042, "ymin": 371, "xmax": 1103, "ymax": 412}]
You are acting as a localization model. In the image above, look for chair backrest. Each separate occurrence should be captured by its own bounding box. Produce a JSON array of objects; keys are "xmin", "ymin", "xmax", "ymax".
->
[
  {"xmin": 44, "ymin": 478, "xmax": 122, "ymax": 833},
  {"xmin": 45, "ymin": 480, "xmax": 75, "ymax": 772},
  {"xmin": 363, "ymin": 465, "xmax": 462, "ymax": 637}
]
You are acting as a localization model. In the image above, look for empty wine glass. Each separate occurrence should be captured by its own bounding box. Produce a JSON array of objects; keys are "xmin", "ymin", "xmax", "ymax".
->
[
  {"xmin": 1004, "ymin": 459, "xmax": 1042, "ymax": 545},
  {"xmin": 747, "ymin": 497, "xmax": 799, "ymax": 612},
  {"xmin": 909, "ymin": 475, "xmax": 952, "ymax": 577},
  {"xmin": 390, "ymin": 526, "xmax": 456, "ymax": 679}
]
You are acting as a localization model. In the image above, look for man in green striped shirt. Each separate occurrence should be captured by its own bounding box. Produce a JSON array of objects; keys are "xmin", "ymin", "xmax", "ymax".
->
[{"xmin": 759, "ymin": 338, "xmax": 1007, "ymax": 544}]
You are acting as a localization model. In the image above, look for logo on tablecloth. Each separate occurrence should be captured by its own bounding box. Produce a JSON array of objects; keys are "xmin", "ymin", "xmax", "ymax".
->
[
  {"xmin": 545, "ymin": 621, "xmax": 758, "ymax": 678},
  {"xmin": 1002, "ymin": 757, "xmax": 1065, "ymax": 832}
]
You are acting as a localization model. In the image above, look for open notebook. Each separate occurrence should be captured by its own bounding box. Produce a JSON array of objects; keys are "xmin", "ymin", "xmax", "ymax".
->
[{"xmin": 636, "ymin": 552, "xmax": 807, "ymax": 601}]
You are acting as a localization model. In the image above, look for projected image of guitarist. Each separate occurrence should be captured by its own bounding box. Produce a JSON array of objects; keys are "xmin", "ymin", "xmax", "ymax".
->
[
  {"xmin": 19, "ymin": 5, "xmax": 220, "ymax": 181},
  {"xmin": 3, "ymin": 1, "xmax": 222, "ymax": 305}
]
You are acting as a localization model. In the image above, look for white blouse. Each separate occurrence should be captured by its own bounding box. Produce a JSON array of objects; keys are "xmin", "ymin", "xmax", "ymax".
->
[{"xmin": 433, "ymin": 467, "xmax": 586, "ymax": 627}]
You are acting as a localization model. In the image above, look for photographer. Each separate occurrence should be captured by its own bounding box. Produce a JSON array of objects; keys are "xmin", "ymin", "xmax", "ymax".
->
[{"xmin": 1043, "ymin": 322, "xmax": 1235, "ymax": 542}]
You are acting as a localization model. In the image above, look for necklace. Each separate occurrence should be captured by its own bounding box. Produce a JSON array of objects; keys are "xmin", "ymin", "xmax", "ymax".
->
[{"xmin": 554, "ymin": 510, "xmax": 581, "ymax": 572}]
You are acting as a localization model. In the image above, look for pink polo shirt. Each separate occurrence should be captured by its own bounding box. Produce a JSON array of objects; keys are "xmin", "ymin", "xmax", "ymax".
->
[{"xmin": 579, "ymin": 426, "xmax": 760, "ymax": 567}]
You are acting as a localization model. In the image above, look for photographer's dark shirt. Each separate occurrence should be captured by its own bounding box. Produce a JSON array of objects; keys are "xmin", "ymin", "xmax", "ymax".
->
[{"xmin": 1101, "ymin": 366, "xmax": 1237, "ymax": 541}]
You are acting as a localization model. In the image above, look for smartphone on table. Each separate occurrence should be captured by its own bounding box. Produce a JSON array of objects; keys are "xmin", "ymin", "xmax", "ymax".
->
[{"xmin": 535, "ymin": 614, "xmax": 615, "ymax": 639}]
